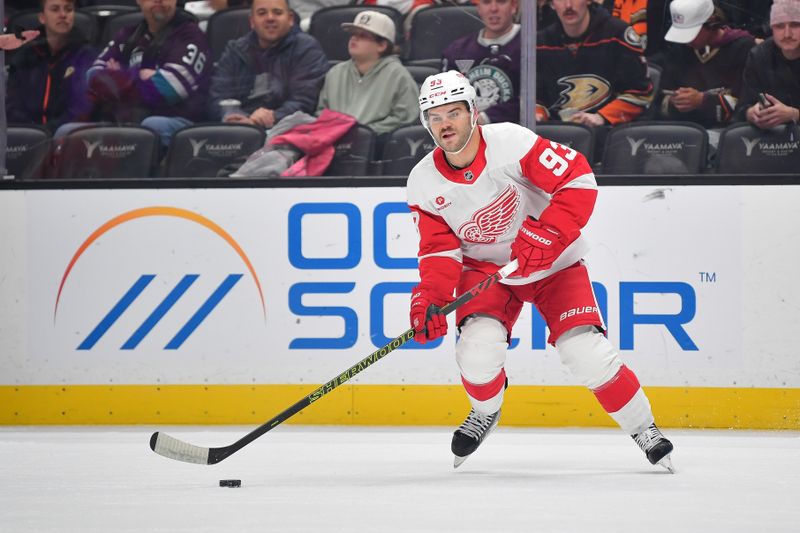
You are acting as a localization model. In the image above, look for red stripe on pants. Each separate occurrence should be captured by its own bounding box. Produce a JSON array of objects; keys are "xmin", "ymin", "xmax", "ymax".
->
[
  {"xmin": 592, "ymin": 365, "xmax": 640, "ymax": 413},
  {"xmin": 462, "ymin": 369, "xmax": 507, "ymax": 401}
]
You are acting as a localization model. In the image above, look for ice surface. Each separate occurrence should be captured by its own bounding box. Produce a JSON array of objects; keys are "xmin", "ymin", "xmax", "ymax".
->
[{"xmin": 1, "ymin": 426, "xmax": 798, "ymax": 532}]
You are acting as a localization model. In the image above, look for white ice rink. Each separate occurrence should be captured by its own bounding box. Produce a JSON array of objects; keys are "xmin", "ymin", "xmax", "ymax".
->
[{"xmin": 2, "ymin": 426, "xmax": 799, "ymax": 532}]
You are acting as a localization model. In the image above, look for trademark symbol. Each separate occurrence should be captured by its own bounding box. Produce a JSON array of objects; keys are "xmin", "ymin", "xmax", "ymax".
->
[{"xmin": 699, "ymin": 272, "xmax": 716, "ymax": 283}]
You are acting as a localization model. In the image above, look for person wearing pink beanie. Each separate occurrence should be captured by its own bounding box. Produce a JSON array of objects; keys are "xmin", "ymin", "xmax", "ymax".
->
[{"xmin": 741, "ymin": 0, "xmax": 800, "ymax": 128}]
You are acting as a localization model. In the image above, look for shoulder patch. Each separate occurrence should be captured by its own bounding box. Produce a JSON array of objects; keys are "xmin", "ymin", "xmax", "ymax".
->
[{"xmin": 624, "ymin": 26, "xmax": 645, "ymax": 50}]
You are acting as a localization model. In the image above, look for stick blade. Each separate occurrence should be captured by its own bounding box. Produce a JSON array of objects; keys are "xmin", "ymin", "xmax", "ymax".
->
[{"xmin": 150, "ymin": 431, "xmax": 211, "ymax": 465}]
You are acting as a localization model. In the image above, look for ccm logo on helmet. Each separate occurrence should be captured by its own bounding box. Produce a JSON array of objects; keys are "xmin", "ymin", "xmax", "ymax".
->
[{"xmin": 520, "ymin": 227, "xmax": 552, "ymax": 245}]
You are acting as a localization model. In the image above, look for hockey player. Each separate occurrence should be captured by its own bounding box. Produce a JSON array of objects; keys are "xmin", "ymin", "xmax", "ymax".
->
[{"xmin": 407, "ymin": 70, "xmax": 674, "ymax": 471}]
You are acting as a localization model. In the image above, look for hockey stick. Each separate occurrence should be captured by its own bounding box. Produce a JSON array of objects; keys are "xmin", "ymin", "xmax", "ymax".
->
[{"xmin": 150, "ymin": 259, "xmax": 519, "ymax": 465}]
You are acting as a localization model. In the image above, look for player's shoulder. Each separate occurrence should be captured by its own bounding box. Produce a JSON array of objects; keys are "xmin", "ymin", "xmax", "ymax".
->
[
  {"xmin": 481, "ymin": 122, "xmax": 539, "ymax": 147},
  {"xmin": 407, "ymin": 151, "xmax": 439, "ymax": 203}
]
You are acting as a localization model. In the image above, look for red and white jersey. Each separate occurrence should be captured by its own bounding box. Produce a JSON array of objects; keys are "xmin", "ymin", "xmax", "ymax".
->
[{"xmin": 407, "ymin": 122, "xmax": 598, "ymax": 286}]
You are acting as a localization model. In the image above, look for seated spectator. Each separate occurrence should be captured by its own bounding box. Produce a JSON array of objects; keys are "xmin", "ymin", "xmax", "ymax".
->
[
  {"xmin": 441, "ymin": 0, "xmax": 520, "ymax": 124},
  {"xmin": 658, "ymin": 0, "xmax": 755, "ymax": 130},
  {"xmin": 6, "ymin": 0, "xmax": 95, "ymax": 132},
  {"xmin": 83, "ymin": 0, "xmax": 211, "ymax": 147},
  {"xmin": 209, "ymin": 0, "xmax": 329, "ymax": 129},
  {"xmin": 741, "ymin": 0, "xmax": 800, "ymax": 129},
  {"xmin": 0, "ymin": 30, "xmax": 40, "ymax": 51},
  {"xmin": 316, "ymin": 11, "xmax": 418, "ymax": 136},
  {"xmin": 536, "ymin": 0, "xmax": 653, "ymax": 127}
]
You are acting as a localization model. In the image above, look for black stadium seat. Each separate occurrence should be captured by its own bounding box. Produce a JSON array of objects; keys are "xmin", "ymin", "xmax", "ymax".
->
[
  {"xmin": 8, "ymin": 9, "xmax": 97, "ymax": 44},
  {"xmin": 716, "ymin": 122, "xmax": 800, "ymax": 174},
  {"xmin": 534, "ymin": 122, "xmax": 596, "ymax": 163},
  {"xmin": 5, "ymin": 125, "xmax": 51, "ymax": 180},
  {"xmin": 406, "ymin": 5, "xmax": 484, "ymax": 64},
  {"xmin": 51, "ymin": 125, "xmax": 159, "ymax": 179},
  {"xmin": 326, "ymin": 125, "xmax": 376, "ymax": 176},
  {"xmin": 78, "ymin": 5, "xmax": 139, "ymax": 46},
  {"xmin": 404, "ymin": 64, "xmax": 440, "ymax": 88},
  {"xmin": 380, "ymin": 125, "xmax": 434, "ymax": 176},
  {"xmin": 164, "ymin": 123, "xmax": 266, "ymax": 178},
  {"xmin": 308, "ymin": 6, "xmax": 405, "ymax": 62},
  {"xmin": 600, "ymin": 121, "xmax": 708, "ymax": 174},
  {"xmin": 101, "ymin": 10, "xmax": 197, "ymax": 45},
  {"xmin": 206, "ymin": 7, "xmax": 251, "ymax": 64}
]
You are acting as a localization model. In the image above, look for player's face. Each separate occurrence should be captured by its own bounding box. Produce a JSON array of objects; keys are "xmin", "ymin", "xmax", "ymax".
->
[
  {"xmin": 427, "ymin": 102, "xmax": 474, "ymax": 153},
  {"xmin": 137, "ymin": 0, "xmax": 177, "ymax": 27},
  {"xmin": 38, "ymin": 0, "xmax": 75, "ymax": 38},
  {"xmin": 250, "ymin": 0, "xmax": 294, "ymax": 48},
  {"xmin": 347, "ymin": 29, "xmax": 386, "ymax": 63},
  {"xmin": 772, "ymin": 21, "xmax": 800, "ymax": 56},
  {"xmin": 478, "ymin": 0, "xmax": 518, "ymax": 40},
  {"xmin": 551, "ymin": 0, "xmax": 591, "ymax": 34}
]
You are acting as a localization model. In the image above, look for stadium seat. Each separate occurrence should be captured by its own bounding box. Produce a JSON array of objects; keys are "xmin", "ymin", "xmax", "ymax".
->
[
  {"xmin": 534, "ymin": 122, "xmax": 596, "ymax": 163},
  {"xmin": 380, "ymin": 125, "xmax": 434, "ymax": 176},
  {"xmin": 716, "ymin": 122, "xmax": 800, "ymax": 174},
  {"xmin": 101, "ymin": 10, "xmax": 198, "ymax": 45},
  {"xmin": 5, "ymin": 125, "xmax": 51, "ymax": 180},
  {"xmin": 600, "ymin": 121, "xmax": 708, "ymax": 174},
  {"xmin": 308, "ymin": 5, "xmax": 405, "ymax": 62},
  {"xmin": 642, "ymin": 62, "xmax": 662, "ymax": 120},
  {"xmin": 78, "ymin": 5, "xmax": 139, "ymax": 46},
  {"xmin": 50, "ymin": 125, "xmax": 159, "ymax": 179},
  {"xmin": 406, "ymin": 5, "xmax": 483, "ymax": 64},
  {"xmin": 164, "ymin": 123, "xmax": 266, "ymax": 178},
  {"xmin": 206, "ymin": 7, "xmax": 251, "ymax": 65},
  {"xmin": 8, "ymin": 9, "xmax": 97, "ymax": 44},
  {"xmin": 326, "ymin": 125, "xmax": 377, "ymax": 176},
  {"xmin": 404, "ymin": 64, "xmax": 439, "ymax": 88}
]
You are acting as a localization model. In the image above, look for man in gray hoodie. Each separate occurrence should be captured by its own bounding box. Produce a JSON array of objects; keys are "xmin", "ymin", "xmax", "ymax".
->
[{"xmin": 316, "ymin": 10, "xmax": 419, "ymax": 136}]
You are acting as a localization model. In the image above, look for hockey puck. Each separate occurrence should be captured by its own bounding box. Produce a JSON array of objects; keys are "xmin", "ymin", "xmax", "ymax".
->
[{"xmin": 219, "ymin": 479, "xmax": 241, "ymax": 488}]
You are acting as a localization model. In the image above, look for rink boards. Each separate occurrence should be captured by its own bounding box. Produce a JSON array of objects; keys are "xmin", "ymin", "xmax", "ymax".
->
[{"xmin": 1, "ymin": 185, "xmax": 798, "ymax": 428}]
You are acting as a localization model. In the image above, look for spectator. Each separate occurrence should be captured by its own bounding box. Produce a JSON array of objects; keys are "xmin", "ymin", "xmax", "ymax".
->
[
  {"xmin": 536, "ymin": 0, "xmax": 653, "ymax": 127},
  {"xmin": 658, "ymin": 0, "xmax": 755, "ymax": 130},
  {"xmin": 209, "ymin": 0, "xmax": 329, "ymax": 129},
  {"xmin": 84, "ymin": 0, "xmax": 211, "ymax": 147},
  {"xmin": 316, "ymin": 11, "xmax": 418, "ymax": 136},
  {"xmin": 6, "ymin": 0, "xmax": 95, "ymax": 132},
  {"xmin": 741, "ymin": 0, "xmax": 800, "ymax": 130},
  {"xmin": 442, "ymin": 0, "xmax": 520, "ymax": 124}
]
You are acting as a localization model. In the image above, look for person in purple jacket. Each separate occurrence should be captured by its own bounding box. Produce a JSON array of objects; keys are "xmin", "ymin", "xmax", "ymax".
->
[
  {"xmin": 83, "ymin": 0, "xmax": 211, "ymax": 147},
  {"xmin": 441, "ymin": 0, "xmax": 521, "ymax": 125}
]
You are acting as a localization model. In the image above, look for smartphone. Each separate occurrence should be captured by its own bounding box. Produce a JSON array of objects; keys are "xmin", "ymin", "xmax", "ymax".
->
[{"xmin": 758, "ymin": 93, "xmax": 773, "ymax": 108}]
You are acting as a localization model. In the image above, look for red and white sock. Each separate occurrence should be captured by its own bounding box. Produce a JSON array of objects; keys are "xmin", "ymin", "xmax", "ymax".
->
[
  {"xmin": 462, "ymin": 368, "xmax": 506, "ymax": 415},
  {"xmin": 592, "ymin": 365, "xmax": 654, "ymax": 435}
]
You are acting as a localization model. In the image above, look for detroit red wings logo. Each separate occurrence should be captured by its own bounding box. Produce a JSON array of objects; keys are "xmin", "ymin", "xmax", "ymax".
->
[{"xmin": 457, "ymin": 184, "xmax": 520, "ymax": 243}]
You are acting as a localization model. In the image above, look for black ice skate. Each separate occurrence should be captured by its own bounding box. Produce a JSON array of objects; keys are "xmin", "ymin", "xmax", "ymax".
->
[
  {"xmin": 451, "ymin": 409, "xmax": 501, "ymax": 468},
  {"xmin": 632, "ymin": 423, "xmax": 675, "ymax": 473}
]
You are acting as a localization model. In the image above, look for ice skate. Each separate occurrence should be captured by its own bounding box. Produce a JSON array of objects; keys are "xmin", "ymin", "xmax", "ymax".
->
[
  {"xmin": 451, "ymin": 409, "xmax": 501, "ymax": 468},
  {"xmin": 632, "ymin": 423, "xmax": 675, "ymax": 473}
]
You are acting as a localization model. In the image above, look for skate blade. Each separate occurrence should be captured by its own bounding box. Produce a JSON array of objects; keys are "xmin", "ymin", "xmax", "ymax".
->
[
  {"xmin": 657, "ymin": 453, "xmax": 675, "ymax": 474},
  {"xmin": 453, "ymin": 455, "xmax": 469, "ymax": 469}
]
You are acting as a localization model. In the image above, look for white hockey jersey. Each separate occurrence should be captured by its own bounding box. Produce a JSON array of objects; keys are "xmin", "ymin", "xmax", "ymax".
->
[{"xmin": 407, "ymin": 122, "xmax": 598, "ymax": 286}]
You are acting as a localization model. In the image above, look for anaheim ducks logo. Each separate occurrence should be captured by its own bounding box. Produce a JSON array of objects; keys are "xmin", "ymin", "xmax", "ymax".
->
[
  {"xmin": 554, "ymin": 74, "xmax": 612, "ymax": 112},
  {"xmin": 457, "ymin": 184, "xmax": 520, "ymax": 244}
]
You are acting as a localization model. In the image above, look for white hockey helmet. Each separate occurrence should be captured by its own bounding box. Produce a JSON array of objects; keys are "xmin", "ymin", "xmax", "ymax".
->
[{"xmin": 418, "ymin": 70, "xmax": 478, "ymax": 129}]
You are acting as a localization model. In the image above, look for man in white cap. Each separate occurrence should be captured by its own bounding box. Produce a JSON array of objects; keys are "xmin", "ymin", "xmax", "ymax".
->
[
  {"xmin": 658, "ymin": 0, "xmax": 755, "ymax": 129},
  {"xmin": 741, "ymin": 0, "xmax": 800, "ymax": 129},
  {"xmin": 317, "ymin": 10, "xmax": 419, "ymax": 135}
]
